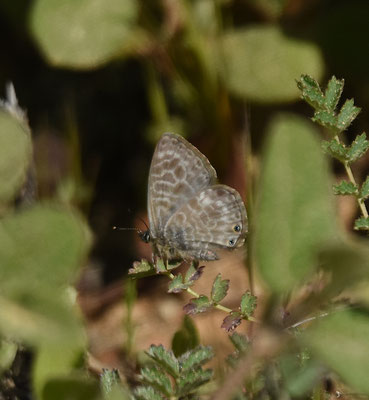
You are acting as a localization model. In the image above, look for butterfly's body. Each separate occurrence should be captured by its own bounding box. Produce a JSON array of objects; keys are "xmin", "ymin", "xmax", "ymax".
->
[{"xmin": 145, "ymin": 133, "xmax": 247, "ymax": 263}]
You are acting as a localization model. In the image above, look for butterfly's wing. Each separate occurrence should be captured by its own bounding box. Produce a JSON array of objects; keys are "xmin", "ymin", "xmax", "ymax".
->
[
  {"xmin": 148, "ymin": 133, "xmax": 217, "ymax": 239},
  {"xmin": 164, "ymin": 185, "xmax": 248, "ymax": 261}
]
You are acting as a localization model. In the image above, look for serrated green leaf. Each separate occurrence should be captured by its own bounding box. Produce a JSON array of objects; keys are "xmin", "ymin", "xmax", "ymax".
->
[
  {"xmin": 337, "ymin": 99, "xmax": 360, "ymax": 131},
  {"xmin": 297, "ymin": 75, "xmax": 325, "ymax": 109},
  {"xmin": 354, "ymin": 217, "xmax": 369, "ymax": 231},
  {"xmin": 166, "ymin": 260, "xmax": 182, "ymax": 270},
  {"xmin": 240, "ymin": 291, "xmax": 257, "ymax": 317},
  {"xmin": 211, "ymin": 274, "xmax": 229, "ymax": 303},
  {"xmin": 100, "ymin": 369, "xmax": 120, "ymax": 395},
  {"xmin": 140, "ymin": 366, "xmax": 173, "ymax": 397},
  {"xmin": 360, "ymin": 175, "xmax": 369, "ymax": 200},
  {"xmin": 179, "ymin": 346, "xmax": 214, "ymax": 372},
  {"xmin": 183, "ymin": 296, "xmax": 212, "ymax": 315},
  {"xmin": 128, "ymin": 259, "xmax": 156, "ymax": 278},
  {"xmin": 301, "ymin": 310, "xmax": 369, "ymax": 394},
  {"xmin": 176, "ymin": 368, "xmax": 213, "ymax": 397},
  {"xmin": 172, "ymin": 315, "xmax": 200, "ymax": 358},
  {"xmin": 134, "ymin": 386, "xmax": 163, "ymax": 400},
  {"xmin": 146, "ymin": 345, "xmax": 180, "ymax": 378},
  {"xmin": 324, "ymin": 76, "xmax": 344, "ymax": 112},
  {"xmin": 254, "ymin": 114, "xmax": 338, "ymax": 293},
  {"xmin": 321, "ymin": 139, "xmax": 348, "ymax": 161},
  {"xmin": 168, "ymin": 274, "xmax": 188, "ymax": 293},
  {"xmin": 312, "ymin": 110, "xmax": 337, "ymax": 130},
  {"xmin": 332, "ymin": 181, "xmax": 358, "ymax": 195},
  {"xmin": 347, "ymin": 133, "xmax": 369, "ymax": 163},
  {"xmin": 229, "ymin": 332, "xmax": 249, "ymax": 354},
  {"xmin": 155, "ymin": 258, "xmax": 166, "ymax": 273},
  {"xmin": 184, "ymin": 263, "xmax": 204, "ymax": 284}
]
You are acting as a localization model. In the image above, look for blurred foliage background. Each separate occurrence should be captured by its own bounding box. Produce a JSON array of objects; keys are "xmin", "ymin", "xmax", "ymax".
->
[{"xmin": 1, "ymin": 0, "xmax": 369, "ymax": 282}]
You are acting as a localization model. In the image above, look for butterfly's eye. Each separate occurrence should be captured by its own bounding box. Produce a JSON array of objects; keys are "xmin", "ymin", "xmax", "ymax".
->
[
  {"xmin": 228, "ymin": 238, "xmax": 236, "ymax": 247},
  {"xmin": 233, "ymin": 224, "xmax": 241, "ymax": 233},
  {"xmin": 139, "ymin": 230, "xmax": 151, "ymax": 243}
]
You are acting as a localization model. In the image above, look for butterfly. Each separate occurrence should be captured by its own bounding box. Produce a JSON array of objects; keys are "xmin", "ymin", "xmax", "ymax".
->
[{"xmin": 140, "ymin": 133, "xmax": 248, "ymax": 263}]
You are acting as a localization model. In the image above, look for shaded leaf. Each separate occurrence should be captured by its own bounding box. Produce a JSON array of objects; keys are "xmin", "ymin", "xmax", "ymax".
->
[
  {"xmin": 301, "ymin": 309, "xmax": 369, "ymax": 394},
  {"xmin": 30, "ymin": 0, "xmax": 139, "ymax": 69},
  {"xmin": 332, "ymin": 181, "xmax": 358, "ymax": 195},
  {"xmin": 168, "ymin": 274, "xmax": 187, "ymax": 293},
  {"xmin": 176, "ymin": 368, "xmax": 213, "ymax": 397},
  {"xmin": 360, "ymin": 175, "xmax": 369, "ymax": 200},
  {"xmin": 146, "ymin": 345, "xmax": 179, "ymax": 378},
  {"xmin": 183, "ymin": 296, "xmax": 212, "ymax": 315},
  {"xmin": 179, "ymin": 346, "xmax": 214, "ymax": 372},
  {"xmin": 184, "ymin": 263, "xmax": 204, "ymax": 284},
  {"xmin": 134, "ymin": 386, "xmax": 163, "ymax": 400},
  {"xmin": 166, "ymin": 259, "xmax": 182, "ymax": 270},
  {"xmin": 337, "ymin": 99, "xmax": 360, "ymax": 132},
  {"xmin": 240, "ymin": 291, "xmax": 257, "ymax": 317},
  {"xmin": 229, "ymin": 332, "xmax": 249, "ymax": 354},
  {"xmin": 347, "ymin": 133, "xmax": 369, "ymax": 163},
  {"xmin": 0, "ymin": 109, "xmax": 32, "ymax": 208},
  {"xmin": 128, "ymin": 259, "xmax": 156, "ymax": 279},
  {"xmin": 221, "ymin": 27, "xmax": 324, "ymax": 103},
  {"xmin": 354, "ymin": 217, "xmax": 369, "ymax": 231},
  {"xmin": 172, "ymin": 315, "xmax": 199, "ymax": 357},
  {"xmin": 221, "ymin": 312, "xmax": 242, "ymax": 332},
  {"xmin": 321, "ymin": 139, "xmax": 348, "ymax": 162},
  {"xmin": 254, "ymin": 114, "xmax": 338, "ymax": 293},
  {"xmin": 155, "ymin": 258, "xmax": 166, "ymax": 273},
  {"xmin": 211, "ymin": 274, "xmax": 229, "ymax": 303},
  {"xmin": 324, "ymin": 76, "xmax": 344, "ymax": 112},
  {"xmin": 139, "ymin": 366, "xmax": 173, "ymax": 397},
  {"xmin": 297, "ymin": 74, "xmax": 325, "ymax": 109}
]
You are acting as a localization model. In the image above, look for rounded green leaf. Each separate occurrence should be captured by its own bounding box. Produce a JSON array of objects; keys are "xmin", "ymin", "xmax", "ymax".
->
[
  {"xmin": 30, "ymin": 0, "xmax": 138, "ymax": 69},
  {"xmin": 220, "ymin": 26, "xmax": 324, "ymax": 103},
  {"xmin": 301, "ymin": 310, "xmax": 369, "ymax": 394},
  {"xmin": 0, "ymin": 110, "xmax": 31, "ymax": 206},
  {"xmin": 254, "ymin": 114, "xmax": 338, "ymax": 293}
]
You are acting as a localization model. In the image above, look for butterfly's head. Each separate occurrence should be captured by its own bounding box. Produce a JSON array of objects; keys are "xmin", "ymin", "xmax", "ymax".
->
[{"xmin": 139, "ymin": 229, "xmax": 151, "ymax": 243}]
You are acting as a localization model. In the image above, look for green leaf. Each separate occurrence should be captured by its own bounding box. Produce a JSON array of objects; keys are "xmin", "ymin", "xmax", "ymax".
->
[
  {"xmin": 128, "ymin": 259, "xmax": 156, "ymax": 278},
  {"xmin": 211, "ymin": 274, "xmax": 229, "ymax": 303},
  {"xmin": 301, "ymin": 309, "xmax": 369, "ymax": 394},
  {"xmin": 146, "ymin": 345, "xmax": 180, "ymax": 378},
  {"xmin": 229, "ymin": 332, "xmax": 249, "ymax": 354},
  {"xmin": 155, "ymin": 258, "xmax": 167, "ymax": 273},
  {"xmin": 312, "ymin": 110, "xmax": 337, "ymax": 131},
  {"xmin": 337, "ymin": 99, "xmax": 361, "ymax": 132},
  {"xmin": 354, "ymin": 217, "xmax": 369, "ymax": 231},
  {"xmin": 324, "ymin": 76, "xmax": 344, "ymax": 112},
  {"xmin": 221, "ymin": 26, "xmax": 324, "ymax": 103},
  {"xmin": 179, "ymin": 346, "xmax": 214, "ymax": 372},
  {"xmin": 240, "ymin": 291, "xmax": 257, "ymax": 317},
  {"xmin": 347, "ymin": 133, "xmax": 369, "ymax": 163},
  {"xmin": 360, "ymin": 175, "xmax": 369, "ymax": 200},
  {"xmin": 30, "ymin": 0, "xmax": 139, "ymax": 69},
  {"xmin": 172, "ymin": 315, "xmax": 200, "ymax": 358},
  {"xmin": 321, "ymin": 139, "xmax": 348, "ymax": 161},
  {"xmin": 166, "ymin": 260, "xmax": 182, "ymax": 270},
  {"xmin": 168, "ymin": 274, "xmax": 186, "ymax": 293},
  {"xmin": 254, "ymin": 114, "xmax": 339, "ymax": 293},
  {"xmin": 183, "ymin": 295, "xmax": 212, "ymax": 315},
  {"xmin": 134, "ymin": 386, "xmax": 163, "ymax": 400},
  {"xmin": 297, "ymin": 75, "xmax": 325, "ymax": 109},
  {"xmin": 176, "ymin": 368, "xmax": 213, "ymax": 397},
  {"xmin": 100, "ymin": 369, "xmax": 120, "ymax": 395},
  {"xmin": 184, "ymin": 263, "xmax": 204, "ymax": 284},
  {"xmin": 42, "ymin": 376, "xmax": 101, "ymax": 400},
  {"xmin": 0, "ymin": 109, "xmax": 32, "ymax": 208},
  {"xmin": 332, "ymin": 180, "xmax": 358, "ymax": 195},
  {"xmin": 140, "ymin": 366, "xmax": 173, "ymax": 397},
  {"xmin": 0, "ymin": 205, "xmax": 90, "ymax": 346}
]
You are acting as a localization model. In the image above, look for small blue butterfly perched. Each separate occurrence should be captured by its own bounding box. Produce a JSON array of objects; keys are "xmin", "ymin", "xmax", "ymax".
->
[{"xmin": 140, "ymin": 133, "xmax": 248, "ymax": 263}]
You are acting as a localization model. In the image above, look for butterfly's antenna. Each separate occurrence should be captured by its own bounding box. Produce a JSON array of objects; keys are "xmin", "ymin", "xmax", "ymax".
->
[{"xmin": 112, "ymin": 226, "xmax": 141, "ymax": 233}]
